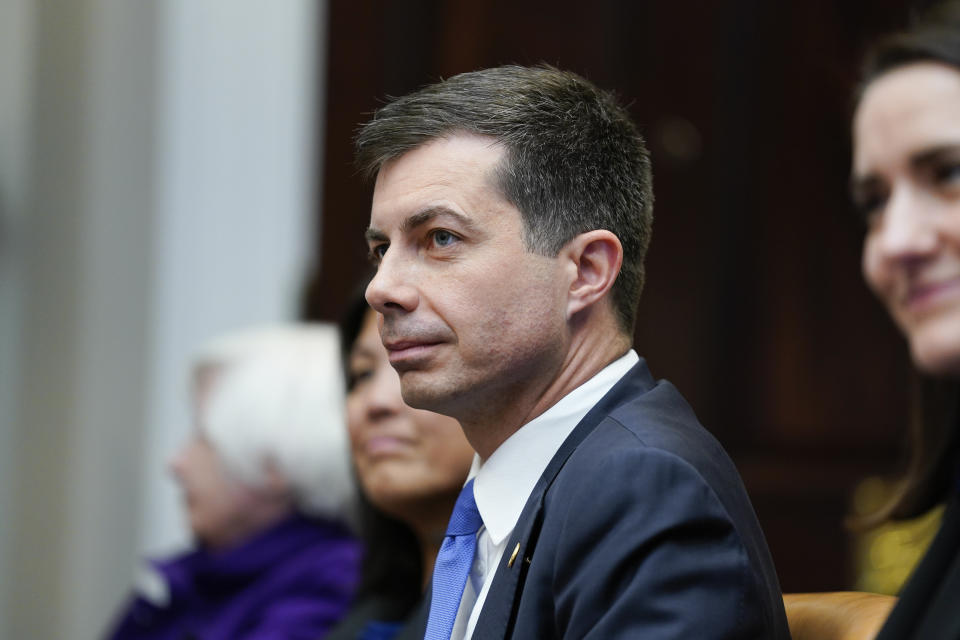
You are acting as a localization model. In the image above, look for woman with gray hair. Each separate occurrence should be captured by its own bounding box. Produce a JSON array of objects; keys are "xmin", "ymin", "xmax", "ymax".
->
[{"xmin": 105, "ymin": 324, "xmax": 361, "ymax": 640}]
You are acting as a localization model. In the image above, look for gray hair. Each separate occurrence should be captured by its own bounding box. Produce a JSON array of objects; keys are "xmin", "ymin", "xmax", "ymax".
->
[
  {"xmin": 356, "ymin": 64, "xmax": 653, "ymax": 333},
  {"xmin": 193, "ymin": 324, "xmax": 356, "ymax": 525}
]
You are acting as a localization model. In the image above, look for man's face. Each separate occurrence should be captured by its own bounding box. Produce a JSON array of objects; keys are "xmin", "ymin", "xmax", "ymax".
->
[
  {"xmin": 365, "ymin": 134, "xmax": 569, "ymax": 421},
  {"xmin": 346, "ymin": 309, "xmax": 474, "ymax": 521}
]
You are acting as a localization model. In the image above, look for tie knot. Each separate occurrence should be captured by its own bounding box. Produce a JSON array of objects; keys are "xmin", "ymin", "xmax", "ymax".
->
[{"xmin": 446, "ymin": 479, "xmax": 482, "ymax": 536}]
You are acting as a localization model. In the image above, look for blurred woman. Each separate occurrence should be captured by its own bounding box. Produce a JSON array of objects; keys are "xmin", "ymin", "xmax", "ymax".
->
[
  {"xmin": 848, "ymin": 1, "xmax": 960, "ymax": 635},
  {"xmin": 105, "ymin": 325, "xmax": 361, "ymax": 640},
  {"xmin": 326, "ymin": 284, "xmax": 475, "ymax": 640}
]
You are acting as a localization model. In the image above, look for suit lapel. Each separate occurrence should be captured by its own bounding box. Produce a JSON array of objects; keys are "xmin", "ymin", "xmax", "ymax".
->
[
  {"xmin": 470, "ymin": 493, "xmax": 546, "ymax": 640},
  {"xmin": 472, "ymin": 361, "xmax": 655, "ymax": 640}
]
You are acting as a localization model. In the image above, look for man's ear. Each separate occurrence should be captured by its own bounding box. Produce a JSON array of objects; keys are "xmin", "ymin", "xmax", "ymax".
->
[{"xmin": 563, "ymin": 230, "xmax": 623, "ymax": 318}]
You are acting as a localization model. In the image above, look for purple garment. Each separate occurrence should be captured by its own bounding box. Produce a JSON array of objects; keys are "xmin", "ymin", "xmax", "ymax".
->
[{"xmin": 105, "ymin": 513, "xmax": 361, "ymax": 640}]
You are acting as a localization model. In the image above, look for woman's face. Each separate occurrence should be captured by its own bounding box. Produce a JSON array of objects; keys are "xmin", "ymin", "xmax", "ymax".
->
[
  {"xmin": 170, "ymin": 381, "xmax": 293, "ymax": 550},
  {"xmin": 855, "ymin": 62, "xmax": 960, "ymax": 375},
  {"xmin": 346, "ymin": 309, "xmax": 475, "ymax": 522},
  {"xmin": 168, "ymin": 433, "xmax": 271, "ymax": 549}
]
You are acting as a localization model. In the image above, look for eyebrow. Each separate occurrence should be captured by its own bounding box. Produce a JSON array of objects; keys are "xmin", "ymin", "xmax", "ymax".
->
[
  {"xmin": 911, "ymin": 144, "xmax": 960, "ymax": 171},
  {"xmin": 364, "ymin": 227, "xmax": 388, "ymax": 244},
  {"xmin": 364, "ymin": 205, "xmax": 481, "ymax": 243}
]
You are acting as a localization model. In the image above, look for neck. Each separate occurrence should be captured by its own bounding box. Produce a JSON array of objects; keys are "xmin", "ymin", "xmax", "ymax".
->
[
  {"xmin": 460, "ymin": 324, "xmax": 631, "ymax": 460},
  {"xmin": 203, "ymin": 504, "xmax": 295, "ymax": 552}
]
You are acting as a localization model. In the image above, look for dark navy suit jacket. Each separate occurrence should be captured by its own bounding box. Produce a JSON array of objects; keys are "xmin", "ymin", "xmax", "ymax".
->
[{"xmin": 413, "ymin": 359, "xmax": 790, "ymax": 639}]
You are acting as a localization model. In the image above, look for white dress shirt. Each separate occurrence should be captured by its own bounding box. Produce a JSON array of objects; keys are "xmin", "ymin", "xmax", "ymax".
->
[{"xmin": 448, "ymin": 350, "xmax": 640, "ymax": 640}]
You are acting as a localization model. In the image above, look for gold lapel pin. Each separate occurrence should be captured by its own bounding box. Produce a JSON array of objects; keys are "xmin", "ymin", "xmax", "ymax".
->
[{"xmin": 507, "ymin": 542, "xmax": 520, "ymax": 568}]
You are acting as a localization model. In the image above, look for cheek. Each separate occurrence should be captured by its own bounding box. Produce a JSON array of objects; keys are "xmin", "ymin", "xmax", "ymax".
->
[
  {"xmin": 940, "ymin": 208, "xmax": 960, "ymax": 242},
  {"xmin": 178, "ymin": 460, "xmax": 211, "ymax": 496},
  {"xmin": 345, "ymin": 397, "xmax": 365, "ymax": 448},
  {"xmin": 187, "ymin": 483, "xmax": 231, "ymax": 535},
  {"xmin": 459, "ymin": 265, "xmax": 561, "ymax": 343},
  {"xmin": 345, "ymin": 394, "xmax": 375, "ymax": 470},
  {"xmin": 861, "ymin": 237, "xmax": 889, "ymax": 297}
]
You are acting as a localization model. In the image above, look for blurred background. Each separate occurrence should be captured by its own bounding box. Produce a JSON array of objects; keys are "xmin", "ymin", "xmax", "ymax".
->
[{"xmin": 0, "ymin": 0, "xmax": 921, "ymax": 637}]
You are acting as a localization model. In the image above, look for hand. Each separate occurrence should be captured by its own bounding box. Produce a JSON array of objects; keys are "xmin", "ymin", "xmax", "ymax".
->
[{"xmin": 783, "ymin": 592, "xmax": 897, "ymax": 640}]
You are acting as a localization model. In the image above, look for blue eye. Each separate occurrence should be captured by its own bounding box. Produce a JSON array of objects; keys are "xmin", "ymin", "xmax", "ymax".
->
[
  {"xmin": 431, "ymin": 230, "xmax": 458, "ymax": 247},
  {"xmin": 936, "ymin": 162, "xmax": 960, "ymax": 185},
  {"xmin": 368, "ymin": 243, "xmax": 388, "ymax": 263}
]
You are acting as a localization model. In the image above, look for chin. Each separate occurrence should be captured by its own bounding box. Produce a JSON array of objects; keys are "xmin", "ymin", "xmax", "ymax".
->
[
  {"xmin": 398, "ymin": 375, "xmax": 458, "ymax": 414},
  {"xmin": 362, "ymin": 467, "xmax": 414, "ymax": 503},
  {"xmin": 366, "ymin": 484, "xmax": 424, "ymax": 522},
  {"xmin": 909, "ymin": 333, "xmax": 960, "ymax": 377}
]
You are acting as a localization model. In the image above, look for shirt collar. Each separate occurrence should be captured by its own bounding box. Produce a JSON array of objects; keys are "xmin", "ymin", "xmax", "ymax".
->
[{"xmin": 468, "ymin": 350, "xmax": 639, "ymax": 545}]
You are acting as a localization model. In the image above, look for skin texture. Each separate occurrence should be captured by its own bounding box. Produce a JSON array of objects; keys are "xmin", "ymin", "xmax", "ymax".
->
[
  {"xmin": 168, "ymin": 432, "xmax": 293, "ymax": 550},
  {"xmin": 783, "ymin": 592, "xmax": 896, "ymax": 640},
  {"xmin": 346, "ymin": 308, "xmax": 475, "ymax": 558},
  {"xmin": 365, "ymin": 133, "xmax": 629, "ymax": 459},
  {"xmin": 854, "ymin": 62, "xmax": 960, "ymax": 375}
]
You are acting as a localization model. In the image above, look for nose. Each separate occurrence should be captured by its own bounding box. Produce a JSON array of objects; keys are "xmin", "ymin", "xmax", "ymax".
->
[
  {"xmin": 167, "ymin": 447, "xmax": 185, "ymax": 479},
  {"xmin": 365, "ymin": 252, "xmax": 420, "ymax": 315},
  {"xmin": 874, "ymin": 184, "xmax": 938, "ymax": 263},
  {"xmin": 167, "ymin": 438, "xmax": 195, "ymax": 481}
]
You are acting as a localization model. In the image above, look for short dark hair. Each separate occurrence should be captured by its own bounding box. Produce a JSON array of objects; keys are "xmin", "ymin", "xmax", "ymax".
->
[{"xmin": 355, "ymin": 65, "xmax": 653, "ymax": 333}]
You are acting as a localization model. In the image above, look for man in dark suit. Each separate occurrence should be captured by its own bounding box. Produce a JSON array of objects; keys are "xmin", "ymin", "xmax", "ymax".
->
[{"xmin": 357, "ymin": 65, "xmax": 790, "ymax": 639}]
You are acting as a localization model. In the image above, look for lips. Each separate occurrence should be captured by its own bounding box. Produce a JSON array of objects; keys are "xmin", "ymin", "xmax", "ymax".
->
[
  {"xmin": 363, "ymin": 434, "xmax": 414, "ymax": 458},
  {"xmin": 382, "ymin": 338, "xmax": 438, "ymax": 351},
  {"xmin": 901, "ymin": 276, "xmax": 960, "ymax": 317},
  {"xmin": 380, "ymin": 322, "xmax": 450, "ymax": 367},
  {"xmin": 903, "ymin": 276, "xmax": 960, "ymax": 315},
  {"xmin": 383, "ymin": 339, "xmax": 441, "ymax": 364}
]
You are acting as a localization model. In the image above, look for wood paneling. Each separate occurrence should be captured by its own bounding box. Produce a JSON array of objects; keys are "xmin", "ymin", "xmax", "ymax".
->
[{"xmin": 306, "ymin": 0, "xmax": 917, "ymax": 590}]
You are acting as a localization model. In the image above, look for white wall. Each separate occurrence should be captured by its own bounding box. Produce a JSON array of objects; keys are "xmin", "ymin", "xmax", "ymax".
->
[
  {"xmin": 0, "ymin": 1, "xmax": 327, "ymax": 637},
  {"xmin": 0, "ymin": 0, "xmax": 34, "ymax": 633},
  {"xmin": 142, "ymin": 0, "xmax": 324, "ymax": 560}
]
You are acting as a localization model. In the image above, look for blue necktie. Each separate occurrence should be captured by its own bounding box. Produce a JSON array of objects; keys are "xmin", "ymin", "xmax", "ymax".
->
[{"xmin": 424, "ymin": 479, "xmax": 483, "ymax": 640}]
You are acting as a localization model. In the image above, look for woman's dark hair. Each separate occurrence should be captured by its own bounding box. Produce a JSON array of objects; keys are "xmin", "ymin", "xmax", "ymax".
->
[
  {"xmin": 338, "ymin": 273, "xmax": 423, "ymax": 619},
  {"xmin": 339, "ymin": 275, "xmax": 376, "ymax": 386},
  {"xmin": 855, "ymin": 0, "xmax": 960, "ymax": 523},
  {"xmin": 861, "ymin": 377, "xmax": 960, "ymax": 525},
  {"xmin": 861, "ymin": 0, "xmax": 960, "ymax": 88}
]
